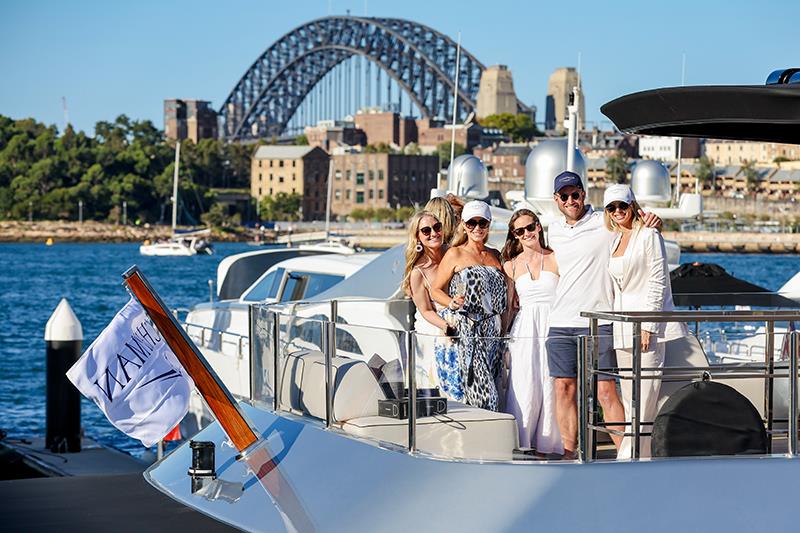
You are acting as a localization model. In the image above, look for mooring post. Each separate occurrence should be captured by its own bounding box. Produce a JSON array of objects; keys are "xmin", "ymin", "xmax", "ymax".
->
[{"xmin": 44, "ymin": 298, "xmax": 83, "ymax": 453}]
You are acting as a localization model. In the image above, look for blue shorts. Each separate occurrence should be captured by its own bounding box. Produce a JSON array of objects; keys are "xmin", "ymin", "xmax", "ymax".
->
[{"xmin": 546, "ymin": 324, "xmax": 617, "ymax": 380}]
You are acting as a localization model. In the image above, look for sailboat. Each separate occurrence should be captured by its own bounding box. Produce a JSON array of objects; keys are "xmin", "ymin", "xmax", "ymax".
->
[{"xmin": 140, "ymin": 141, "xmax": 214, "ymax": 256}]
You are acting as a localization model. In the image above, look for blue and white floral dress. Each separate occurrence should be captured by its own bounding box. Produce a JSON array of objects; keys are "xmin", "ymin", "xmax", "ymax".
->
[{"xmin": 415, "ymin": 268, "xmax": 463, "ymax": 400}]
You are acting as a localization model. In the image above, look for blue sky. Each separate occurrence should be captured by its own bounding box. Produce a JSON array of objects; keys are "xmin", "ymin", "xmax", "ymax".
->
[{"xmin": 1, "ymin": 0, "xmax": 797, "ymax": 135}]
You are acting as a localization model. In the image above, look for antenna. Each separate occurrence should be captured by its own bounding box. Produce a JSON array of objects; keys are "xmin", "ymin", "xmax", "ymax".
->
[
  {"xmin": 675, "ymin": 53, "xmax": 687, "ymax": 205},
  {"xmin": 449, "ymin": 31, "xmax": 462, "ymax": 174},
  {"xmin": 62, "ymin": 96, "xmax": 69, "ymax": 132}
]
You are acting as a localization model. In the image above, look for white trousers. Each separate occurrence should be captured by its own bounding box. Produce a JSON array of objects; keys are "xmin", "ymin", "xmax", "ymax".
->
[{"xmin": 616, "ymin": 343, "xmax": 665, "ymax": 459}]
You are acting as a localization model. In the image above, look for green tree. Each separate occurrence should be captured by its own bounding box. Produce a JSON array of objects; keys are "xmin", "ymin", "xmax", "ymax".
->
[
  {"xmin": 375, "ymin": 207, "xmax": 395, "ymax": 221},
  {"xmin": 364, "ymin": 142, "xmax": 396, "ymax": 154},
  {"xmin": 403, "ymin": 142, "xmax": 421, "ymax": 155},
  {"xmin": 202, "ymin": 202, "xmax": 241, "ymax": 229},
  {"xmin": 295, "ymin": 134, "xmax": 309, "ymax": 145},
  {"xmin": 394, "ymin": 206, "xmax": 414, "ymax": 222},
  {"xmin": 741, "ymin": 160, "xmax": 760, "ymax": 193},
  {"xmin": 606, "ymin": 150, "xmax": 628, "ymax": 184},
  {"xmin": 260, "ymin": 192, "xmax": 302, "ymax": 221},
  {"xmin": 479, "ymin": 113, "xmax": 540, "ymax": 142},
  {"xmin": 437, "ymin": 141, "xmax": 466, "ymax": 169},
  {"xmin": 349, "ymin": 208, "xmax": 368, "ymax": 221},
  {"xmin": 696, "ymin": 156, "xmax": 715, "ymax": 188}
]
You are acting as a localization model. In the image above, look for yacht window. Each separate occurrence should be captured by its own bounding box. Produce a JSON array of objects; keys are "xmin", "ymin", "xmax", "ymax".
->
[
  {"xmin": 242, "ymin": 268, "xmax": 285, "ymax": 301},
  {"xmin": 280, "ymin": 271, "xmax": 344, "ymax": 302}
]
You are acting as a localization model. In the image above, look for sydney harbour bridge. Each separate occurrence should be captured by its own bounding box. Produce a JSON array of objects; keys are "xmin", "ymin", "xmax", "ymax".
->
[{"xmin": 219, "ymin": 16, "xmax": 531, "ymax": 141}]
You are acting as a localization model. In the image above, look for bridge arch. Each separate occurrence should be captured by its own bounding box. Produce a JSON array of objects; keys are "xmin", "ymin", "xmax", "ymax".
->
[{"xmin": 220, "ymin": 16, "xmax": 530, "ymax": 140}]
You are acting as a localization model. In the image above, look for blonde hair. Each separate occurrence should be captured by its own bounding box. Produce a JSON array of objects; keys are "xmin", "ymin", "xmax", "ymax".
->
[
  {"xmin": 501, "ymin": 209, "xmax": 549, "ymax": 261},
  {"xmin": 604, "ymin": 200, "xmax": 644, "ymax": 233},
  {"xmin": 424, "ymin": 196, "xmax": 457, "ymax": 245},
  {"xmin": 401, "ymin": 210, "xmax": 441, "ymax": 296}
]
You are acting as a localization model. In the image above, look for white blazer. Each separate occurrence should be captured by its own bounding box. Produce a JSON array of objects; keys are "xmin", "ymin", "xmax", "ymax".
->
[{"xmin": 608, "ymin": 226, "xmax": 687, "ymax": 349}]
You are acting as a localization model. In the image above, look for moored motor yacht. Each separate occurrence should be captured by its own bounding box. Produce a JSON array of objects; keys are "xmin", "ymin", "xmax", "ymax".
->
[{"xmin": 141, "ymin": 69, "xmax": 800, "ymax": 532}]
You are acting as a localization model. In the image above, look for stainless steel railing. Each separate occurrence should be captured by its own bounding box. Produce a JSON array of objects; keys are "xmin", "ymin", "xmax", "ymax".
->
[
  {"xmin": 580, "ymin": 310, "xmax": 800, "ymax": 462},
  {"xmin": 250, "ymin": 303, "xmax": 800, "ymax": 462},
  {"xmin": 184, "ymin": 321, "xmax": 249, "ymax": 358}
]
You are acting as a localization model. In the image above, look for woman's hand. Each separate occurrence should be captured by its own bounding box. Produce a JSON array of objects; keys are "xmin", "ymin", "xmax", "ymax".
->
[
  {"xmin": 641, "ymin": 330, "xmax": 653, "ymax": 352},
  {"xmin": 449, "ymin": 295, "xmax": 465, "ymax": 310}
]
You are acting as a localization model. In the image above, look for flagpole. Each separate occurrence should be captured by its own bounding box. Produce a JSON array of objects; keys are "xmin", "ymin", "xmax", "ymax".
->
[{"xmin": 122, "ymin": 266, "xmax": 258, "ymax": 452}]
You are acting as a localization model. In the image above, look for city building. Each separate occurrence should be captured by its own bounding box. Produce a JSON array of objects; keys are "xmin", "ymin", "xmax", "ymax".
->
[
  {"xmin": 354, "ymin": 110, "xmax": 418, "ymax": 148},
  {"xmin": 476, "ymin": 65, "xmax": 519, "ymax": 118},
  {"xmin": 581, "ymin": 130, "xmax": 639, "ymax": 159},
  {"xmin": 164, "ymin": 99, "xmax": 218, "ymax": 143},
  {"xmin": 304, "ymin": 120, "xmax": 367, "ymax": 151},
  {"xmin": 416, "ymin": 118, "xmax": 482, "ymax": 153},
  {"xmin": 251, "ymin": 145, "xmax": 330, "ymax": 221},
  {"xmin": 638, "ymin": 136, "xmax": 702, "ymax": 161},
  {"xmin": 704, "ymin": 140, "xmax": 800, "ymax": 165},
  {"xmin": 544, "ymin": 68, "xmax": 584, "ymax": 134},
  {"xmin": 329, "ymin": 153, "xmax": 438, "ymax": 217}
]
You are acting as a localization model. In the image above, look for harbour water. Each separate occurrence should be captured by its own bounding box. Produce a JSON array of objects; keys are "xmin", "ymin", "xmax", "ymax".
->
[{"xmin": 0, "ymin": 243, "xmax": 798, "ymax": 457}]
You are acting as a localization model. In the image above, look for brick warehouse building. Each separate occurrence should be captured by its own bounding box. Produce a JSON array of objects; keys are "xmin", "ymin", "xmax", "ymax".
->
[{"xmin": 329, "ymin": 153, "xmax": 439, "ymax": 217}]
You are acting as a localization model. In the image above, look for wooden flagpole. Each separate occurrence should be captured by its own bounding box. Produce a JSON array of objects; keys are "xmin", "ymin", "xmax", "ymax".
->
[{"xmin": 122, "ymin": 266, "xmax": 258, "ymax": 452}]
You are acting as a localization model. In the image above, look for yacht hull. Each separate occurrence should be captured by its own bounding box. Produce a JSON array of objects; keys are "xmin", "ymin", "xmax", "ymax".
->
[{"xmin": 148, "ymin": 402, "xmax": 800, "ymax": 533}]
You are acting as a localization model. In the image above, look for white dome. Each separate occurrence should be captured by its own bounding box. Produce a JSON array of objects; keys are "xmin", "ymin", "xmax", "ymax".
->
[
  {"xmin": 525, "ymin": 139, "xmax": 586, "ymax": 199},
  {"xmin": 448, "ymin": 154, "xmax": 489, "ymax": 199},
  {"xmin": 631, "ymin": 160, "xmax": 671, "ymax": 202}
]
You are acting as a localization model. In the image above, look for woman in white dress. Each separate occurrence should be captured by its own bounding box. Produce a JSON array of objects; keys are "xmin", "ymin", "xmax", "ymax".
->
[
  {"xmin": 603, "ymin": 184, "xmax": 686, "ymax": 459},
  {"xmin": 500, "ymin": 209, "xmax": 563, "ymax": 454}
]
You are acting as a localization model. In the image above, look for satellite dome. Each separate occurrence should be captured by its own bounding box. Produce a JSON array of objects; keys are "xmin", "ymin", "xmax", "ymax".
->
[
  {"xmin": 448, "ymin": 154, "xmax": 489, "ymax": 199},
  {"xmin": 525, "ymin": 139, "xmax": 586, "ymax": 199},
  {"xmin": 631, "ymin": 160, "xmax": 671, "ymax": 202}
]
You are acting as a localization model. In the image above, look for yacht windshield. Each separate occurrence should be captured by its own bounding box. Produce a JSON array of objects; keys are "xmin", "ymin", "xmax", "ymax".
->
[
  {"xmin": 242, "ymin": 268, "xmax": 285, "ymax": 302},
  {"xmin": 280, "ymin": 271, "xmax": 344, "ymax": 302}
]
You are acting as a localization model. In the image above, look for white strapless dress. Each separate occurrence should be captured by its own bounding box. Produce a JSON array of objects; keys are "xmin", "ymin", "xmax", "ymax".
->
[{"xmin": 505, "ymin": 271, "xmax": 563, "ymax": 454}]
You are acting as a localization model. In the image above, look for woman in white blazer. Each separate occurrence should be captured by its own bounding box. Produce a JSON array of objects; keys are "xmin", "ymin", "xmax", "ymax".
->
[{"xmin": 603, "ymin": 184, "xmax": 686, "ymax": 459}]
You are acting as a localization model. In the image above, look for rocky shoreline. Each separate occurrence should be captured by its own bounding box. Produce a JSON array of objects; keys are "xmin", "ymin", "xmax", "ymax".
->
[{"xmin": 0, "ymin": 221, "xmax": 247, "ymax": 243}]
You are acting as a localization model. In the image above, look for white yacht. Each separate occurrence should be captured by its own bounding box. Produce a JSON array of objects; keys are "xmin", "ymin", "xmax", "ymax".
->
[
  {"xmin": 139, "ymin": 69, "xmax": 800, "ymax": 532},
  {"xmin": 139, "ymin": 141, "xmax": 214, "ymax": 256},
  {"xmin": 181, "ymin": 246, "xmax": 380, "ymax": 431},
  {"xmin": 139, "ymin": 229, "xmax": 214, "ymax": 256}
]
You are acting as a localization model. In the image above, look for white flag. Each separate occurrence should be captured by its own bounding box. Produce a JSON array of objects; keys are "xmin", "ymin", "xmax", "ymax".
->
[{"xmin": 67, "ymin": 297, "xmax": 194, "ymax": 447}]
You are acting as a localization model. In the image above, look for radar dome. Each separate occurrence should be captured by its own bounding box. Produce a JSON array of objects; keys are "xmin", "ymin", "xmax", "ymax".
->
[
  {"xmin": 631, "ymin": 160, "xmax": 671, "ymax": 203},
  {"xmin": 448, "ymin": 154, "xmax": 489, "ymax": 199},
  {"xmin": 525, "ymin": 139, "xmax": 586, "ymax": 199}
]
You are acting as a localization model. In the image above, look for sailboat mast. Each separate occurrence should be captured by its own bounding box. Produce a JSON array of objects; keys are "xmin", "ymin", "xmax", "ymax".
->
[
  {"xmin": 449, "ymin": 32, "xmax": 462, "ymax": 172},
  {"xmin": 171, "ymin": 141, "xmax": 181, "ymax": 233},
  {"xmin": 325, "ymin": 157, "xmax": 334, "ymax": 239}
]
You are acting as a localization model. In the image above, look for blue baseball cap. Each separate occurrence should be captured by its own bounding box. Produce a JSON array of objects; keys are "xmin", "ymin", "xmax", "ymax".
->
[{"xmin": 553, "ymin": 171, "xmax": 584, "ymax": 193}]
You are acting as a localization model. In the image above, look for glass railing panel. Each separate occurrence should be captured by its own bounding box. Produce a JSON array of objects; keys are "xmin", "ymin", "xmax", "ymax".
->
[
  {"xmin": 276, "ymin": 313, "xmax": 327, "ymax": 421},
  {"xmin": 250, "ymin": 304, "xmax": 276, "ymax": 406}
]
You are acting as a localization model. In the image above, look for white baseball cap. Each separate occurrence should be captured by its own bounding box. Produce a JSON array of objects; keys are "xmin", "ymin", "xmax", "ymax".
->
[
  {"xmin": 603, "ymin": 184, "xmax": 635, "ymax": 207},
  {"xmin": 461, "ymin": 200, "xmax": 492, "ymax": 222}
]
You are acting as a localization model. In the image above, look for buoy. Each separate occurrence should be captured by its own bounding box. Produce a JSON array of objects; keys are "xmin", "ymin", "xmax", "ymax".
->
[
  {"xmin": 143, "ymin": 239, "xmax": 151, "ymax": 246},
  {"xmin": 45, "ymin": 298, "xmax": 83, "ymax": 453},
  {"xmin": 45, "ymin": 237, "xmax": 54, "ymax": 246}
]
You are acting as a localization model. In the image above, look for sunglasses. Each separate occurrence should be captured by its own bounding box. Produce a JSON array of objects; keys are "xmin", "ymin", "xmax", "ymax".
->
[
  {"xmin": 558, "ymin": 191, "xmax": 582, "ymax": 202},
  {"xmin": 464, "ymin": 218, "xmax": 490, "ymax": 230},
  {"xmin": 419, "ymin": 222, "xmax": 443, "ymax": 236},
  {"xmin": 605, "ymin": 201, "xmax": 631, "ymax": 212},
  {"xmin": 513, "ymin": 223, "xmax": 537, "ymax": 237}
]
